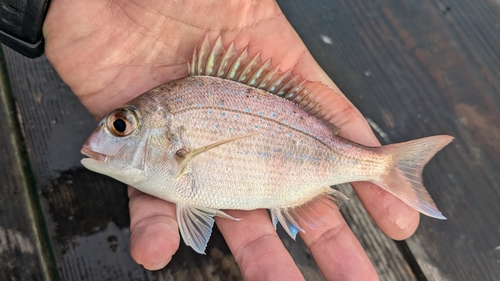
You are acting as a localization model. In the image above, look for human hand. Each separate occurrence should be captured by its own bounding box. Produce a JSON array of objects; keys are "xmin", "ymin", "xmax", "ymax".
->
[{"xmin": 44, "ymin": 0, "xmax": 419, "ymax": 280}]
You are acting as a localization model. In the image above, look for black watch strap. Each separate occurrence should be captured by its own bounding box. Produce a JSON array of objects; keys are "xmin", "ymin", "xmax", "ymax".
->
[{"xmin": 0, "ymin": 0, "xmax": 50, "ymax": 58}]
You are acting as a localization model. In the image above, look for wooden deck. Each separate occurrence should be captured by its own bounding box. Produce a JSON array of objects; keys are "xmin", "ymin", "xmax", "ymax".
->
[{"xmin": 1, "ymin": 0, "xmax": 499, "ymax": 280}]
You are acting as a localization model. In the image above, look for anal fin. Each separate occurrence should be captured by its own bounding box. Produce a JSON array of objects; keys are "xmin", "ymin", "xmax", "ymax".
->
[
  {"xmin": 271, "ymin": 187, "xmax": 349, "ymax": 239},
  {"xmin": 271, "ymin": 208, "xmax": 305, "ymax": 239}
]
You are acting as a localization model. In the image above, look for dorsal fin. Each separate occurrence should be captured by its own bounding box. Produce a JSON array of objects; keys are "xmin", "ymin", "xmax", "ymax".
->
[{"xmin": 188, "ymin": 35, "xmax": 359, "ymax": 133}]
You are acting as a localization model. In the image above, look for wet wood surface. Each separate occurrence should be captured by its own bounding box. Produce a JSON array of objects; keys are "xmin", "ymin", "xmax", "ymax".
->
[
  {"xmin": 0, "ymin": 53, "xmax": 55, "ymax": 281},
  {"xmin": 1, "ymin": 0, "xmax": 499, "ymax": 280}
]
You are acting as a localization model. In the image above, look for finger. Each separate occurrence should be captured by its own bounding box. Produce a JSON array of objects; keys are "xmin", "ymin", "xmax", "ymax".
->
[
  {"xmin": 128, "ymin": 187, "xmax": 180, "ymax": 270},
  {"xmin": 338, "ymin": 117, "xmax": 420, "ymax": 240},
  {"xmin": 215, "ymin": 210, "xmax": 305, "ymax": 281},
  {"xmin": 299, "ymin": 200, "xmax": 379, "ymax": 281},
  {"xmin": 352, "ymin": 182, "xmax": 420, "ymax": 240}
]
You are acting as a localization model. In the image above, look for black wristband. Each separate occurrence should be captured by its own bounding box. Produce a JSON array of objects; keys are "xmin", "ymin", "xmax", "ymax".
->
[{"xmin": 0, "ymin": 0, "xmax": 50, "ymax": 58}]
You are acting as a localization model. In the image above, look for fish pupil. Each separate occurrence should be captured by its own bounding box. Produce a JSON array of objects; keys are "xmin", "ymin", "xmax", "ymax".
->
[{"xmin": 113, "ymin": 119, "xmax": 127, "ymax": 133}]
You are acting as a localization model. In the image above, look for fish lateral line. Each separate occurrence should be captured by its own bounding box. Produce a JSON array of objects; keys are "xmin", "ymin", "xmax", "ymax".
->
[
  {"xmin": 175, "ymin": 132, "xmax": 259, "ymax": 178},
  {"xmin": 173, "ymin": 104, "xmax": 336, "ymax": 151}
]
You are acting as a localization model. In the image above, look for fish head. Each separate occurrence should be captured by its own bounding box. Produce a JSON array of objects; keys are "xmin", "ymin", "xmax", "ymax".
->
[{"xmin": 81, "ymin": 104, "xmax": 165, "ymax": 184}]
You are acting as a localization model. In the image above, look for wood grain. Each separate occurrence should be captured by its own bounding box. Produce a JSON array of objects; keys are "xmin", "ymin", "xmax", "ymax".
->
[{"xmin": 0, "ymin": 52, "xmax": 56, "ymax": 280}]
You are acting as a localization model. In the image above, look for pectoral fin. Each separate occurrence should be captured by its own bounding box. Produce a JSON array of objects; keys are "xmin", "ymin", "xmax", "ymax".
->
[
  {"xmin": 176, "ymin": 132, "xmax": 258, "ymax": 177},
  {"xmin": 176, "ymin": 204, "xmax": 239, "ymax": 254}
]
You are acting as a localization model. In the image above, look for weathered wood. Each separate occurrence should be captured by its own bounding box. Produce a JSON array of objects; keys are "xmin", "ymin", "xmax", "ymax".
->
[
  {"xmin": 279, "ymin": 0, "xmax": 500, "ymax": 280},
  {"xmin": 0, "ymin": 51, "xmax": 55, "ymax": 280}
]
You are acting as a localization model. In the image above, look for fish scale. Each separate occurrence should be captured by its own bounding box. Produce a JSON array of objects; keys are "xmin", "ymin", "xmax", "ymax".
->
[
  {"xmin": 160, "ymin": 77, "xmax": 328, "ymax": 140},
  {"xmin": 153, "ymin": 76, "xmax": 368, "ymax": 209},
  {"xmin": 81, "ymin": 36, "xmax": 453, "ymax": 253}
]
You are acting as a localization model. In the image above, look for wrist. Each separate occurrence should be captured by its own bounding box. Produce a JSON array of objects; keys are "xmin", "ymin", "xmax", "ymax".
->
[{"xmin": 0, "ymin": 0, "xmax": 50, "ymax": 58}]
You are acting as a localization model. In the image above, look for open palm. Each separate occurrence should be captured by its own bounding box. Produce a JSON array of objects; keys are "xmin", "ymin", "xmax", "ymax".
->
[{"xmin": 44, "ymin": 0, "xmax": 419, "ymax": 280}]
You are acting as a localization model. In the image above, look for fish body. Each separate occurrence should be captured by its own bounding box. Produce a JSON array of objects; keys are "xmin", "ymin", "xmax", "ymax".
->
[
  {"xmin": 97, "ymin": 76, "xmax": 383, "ymax": 209},
  {"xmin": 81, "ymin": 37, "xmax": 453, "ymax": 253}
]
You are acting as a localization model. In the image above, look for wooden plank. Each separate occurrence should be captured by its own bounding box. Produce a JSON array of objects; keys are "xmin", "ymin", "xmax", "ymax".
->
[
  {"xmin": 0, "ymin": 51, "xmax": 55, "ymax": 280},
  {"xmin": 279, "ymin": 0, "xmax": 500, "ymax": 280}
]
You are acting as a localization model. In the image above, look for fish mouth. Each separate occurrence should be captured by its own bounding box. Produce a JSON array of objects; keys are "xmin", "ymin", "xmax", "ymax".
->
[{"xmin": 81, "ymin": 146, "xmax": 108, "ymax": 162}]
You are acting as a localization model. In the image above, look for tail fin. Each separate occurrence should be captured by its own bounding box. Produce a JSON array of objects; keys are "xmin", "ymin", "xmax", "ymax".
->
[{"xmin": 371, "ymin": 135, "xmax": 453, "ymax": 219}]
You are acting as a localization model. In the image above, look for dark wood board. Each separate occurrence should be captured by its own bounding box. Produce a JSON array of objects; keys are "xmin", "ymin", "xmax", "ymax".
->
[
  {"xmin": 0, "ymin": 53, "xmax": 55, "ymax": 280},
  {"xmin": 0, "ymin": 0, "xmax": 499, "ymax": 280},
  {"xmin": 279, "ymin": 0, "xmax": 500, "ymax": 280}
]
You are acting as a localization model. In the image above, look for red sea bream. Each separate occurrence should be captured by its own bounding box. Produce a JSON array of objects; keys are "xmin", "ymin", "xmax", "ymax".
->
[{"xmin": 81, "ymin": 36, "xmax": 453, "ymax": 254}]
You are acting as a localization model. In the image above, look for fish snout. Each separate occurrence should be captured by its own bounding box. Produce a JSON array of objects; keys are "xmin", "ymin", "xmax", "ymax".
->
[{"xmin": 81, "ymin": 145, "xmax": 108, "ymax": 162}]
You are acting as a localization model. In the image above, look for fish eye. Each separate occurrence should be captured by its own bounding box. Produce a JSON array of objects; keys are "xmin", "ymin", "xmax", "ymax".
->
[
  {"xmin": 113, "ymin": 119, "xmax": 127, "ymax": 133},
  {"xmin": 106, "ymin": 106, "xmax": 139, "ymax": 137}
]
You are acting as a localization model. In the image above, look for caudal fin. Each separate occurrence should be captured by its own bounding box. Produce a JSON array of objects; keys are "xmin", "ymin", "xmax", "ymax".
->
[{"xmin": 372, "ymin": 135, "xmax": 453, "ymax": 219}]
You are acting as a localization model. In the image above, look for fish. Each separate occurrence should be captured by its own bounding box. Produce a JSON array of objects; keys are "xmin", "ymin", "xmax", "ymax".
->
[{"xmin": 81, "ymin": 36, "xmax": 453, "ymax": 254}]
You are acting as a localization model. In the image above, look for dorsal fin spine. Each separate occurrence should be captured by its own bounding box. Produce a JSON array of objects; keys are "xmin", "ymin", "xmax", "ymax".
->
[
  {"xmin": 285, "ymin": 79, "xmax": 306, "ymax": 99},
  {"xmin": 197, "ymin": 37, "xmax": 211, "ymax": 75},
  {"xmin": 248, "ymin": 58, "xmax": 272, "ymax": 87},
  {"xmin": 294, "ymin": 83, "xmax": 313, "ymax": 105},
  {"xmin": 258, "ymin": 65, "xmax": 280, "ymax": 89},
  {"xmin": 228, "ymin": 48, "xmax": 248, "ymax": 80},
  {"xmin": 269, "ymin": 70, "xmax": 292, "ymax": 95},
  {"xmin": 286, "ymin": 82, "xmax": 304, "ymax": 99},
  {"xmin": 238, "ymin": 52, "xmax": 261, "ymax": 83},
  {"xmin": 217, "ymin": 42, "xmax": 236, "ymax": 78},
  {"xmin": 205, "ymin": 55, "xmax": 215, "ymax": 76},
  {"xmin": 213, "ymin": 37, "xmax": 226, "ymax": 75},
  {"xmin": 189, "ymin": 47, "xmax": 197, "ymax": 75},
  {"xmin": 276, "ymin": 74, "xmax": 299, "ymax": 96},
  {"xmin": 206, "ymin": 37, "xmax": 224, "ymax": 76}
]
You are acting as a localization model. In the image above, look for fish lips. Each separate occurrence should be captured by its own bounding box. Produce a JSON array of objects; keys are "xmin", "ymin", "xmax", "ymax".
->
[{"xmin": 81, "ymin": 146, "xmax": 108, "ymax": 163}]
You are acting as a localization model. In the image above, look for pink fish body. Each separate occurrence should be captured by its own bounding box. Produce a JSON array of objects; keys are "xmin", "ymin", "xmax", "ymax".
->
[{"xmin": 81, "ymin": 37, "xmax": 453, "ymax": 253}]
